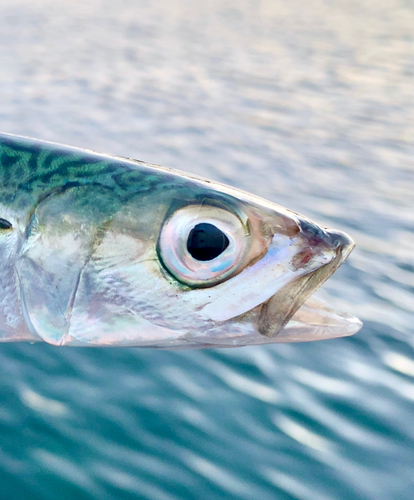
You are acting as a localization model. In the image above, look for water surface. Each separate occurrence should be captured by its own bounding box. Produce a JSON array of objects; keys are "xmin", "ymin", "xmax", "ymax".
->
[{"xmin": 0, "ymin": 1, "xmax": 413, "ymax": 499}]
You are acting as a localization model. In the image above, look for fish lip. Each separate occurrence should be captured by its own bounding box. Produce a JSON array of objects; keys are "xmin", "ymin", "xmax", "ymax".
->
[{"xmin": 258, "ymin": 227, "xmax": 355, "ymax": 337}]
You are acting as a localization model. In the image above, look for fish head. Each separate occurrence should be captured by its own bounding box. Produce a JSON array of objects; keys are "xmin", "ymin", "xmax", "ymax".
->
[
  {"xmin": 15, "ymin": 156, "xmax": 361, "ymax": 347},
  {"xmin": 128, "ymin": 184, "xmax": 360, "ymax": 348}
]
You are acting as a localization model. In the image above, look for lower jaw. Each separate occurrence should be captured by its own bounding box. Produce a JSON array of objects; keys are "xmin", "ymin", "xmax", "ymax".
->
[
  {"xmin": 272, "ymin": 295, "xmax": 362, "ymax": 342},
  {"xmin": 258, "ymin": 248, "xmax": 354, "ymax": 338}
]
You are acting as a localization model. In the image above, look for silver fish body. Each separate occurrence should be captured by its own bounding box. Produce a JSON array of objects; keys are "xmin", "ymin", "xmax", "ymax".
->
[{"xmin": 0, "ymin": 133, "xmax": 362, "ymax": 348}]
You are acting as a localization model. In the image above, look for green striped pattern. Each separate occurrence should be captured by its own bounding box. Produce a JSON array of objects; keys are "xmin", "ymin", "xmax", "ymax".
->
[{"xmin": 0, "ymin": 134, "xmax": 178, "ymax": 217}]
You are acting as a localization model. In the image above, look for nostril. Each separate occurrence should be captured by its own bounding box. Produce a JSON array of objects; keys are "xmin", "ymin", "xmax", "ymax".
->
[{"xmin": 299, "ymin": 219, "xmax": 325, "ymax": 240}]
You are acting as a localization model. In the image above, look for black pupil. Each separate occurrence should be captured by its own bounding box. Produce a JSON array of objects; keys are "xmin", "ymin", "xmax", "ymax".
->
[{"xmin": 187, "ymin": 223, "xmax": 229, "ymax": 261}]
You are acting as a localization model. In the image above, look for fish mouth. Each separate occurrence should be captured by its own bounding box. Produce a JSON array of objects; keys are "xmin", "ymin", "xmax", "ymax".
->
[{"xmin": 258, "ymin": 227, "xmax": 356, "ymax": 338}]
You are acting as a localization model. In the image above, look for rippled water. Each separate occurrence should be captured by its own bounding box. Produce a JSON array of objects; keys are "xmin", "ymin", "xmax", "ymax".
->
[{"xmin": 0, "ymin": 1, "xmax": 413, "ymax": 499}]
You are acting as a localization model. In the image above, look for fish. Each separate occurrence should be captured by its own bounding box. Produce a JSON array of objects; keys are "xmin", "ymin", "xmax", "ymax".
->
[{"xmin": 0, "ymin": 132, "xmax": 362, "ymax": 348}]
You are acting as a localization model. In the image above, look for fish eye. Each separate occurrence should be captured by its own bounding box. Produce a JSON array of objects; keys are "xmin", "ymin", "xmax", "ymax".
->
[
  {"xmin": 159, "ymin": 205, "xmax": 249, "ymax": 286},
  {"xmin": 0, "ymin": 218, "xmax": 12, "ymax": 230}
]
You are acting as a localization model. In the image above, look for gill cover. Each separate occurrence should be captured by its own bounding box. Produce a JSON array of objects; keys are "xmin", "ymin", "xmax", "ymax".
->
[{"xmin": 16, "ymin": 186, "xmax": 110, "ymax": 345}]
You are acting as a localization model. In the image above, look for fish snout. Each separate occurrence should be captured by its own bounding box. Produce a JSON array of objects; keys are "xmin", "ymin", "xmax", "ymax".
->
[
  {"xmin": 257, "ymin": 221, "xmax": 356, "ymax": 338},
  {"xmin": 324, "ymin": 229, "xmax": 355, "ymax": 259},
  {"xmin": 298, "ymin": 219, "xmax": 355, "ymax": 260}
]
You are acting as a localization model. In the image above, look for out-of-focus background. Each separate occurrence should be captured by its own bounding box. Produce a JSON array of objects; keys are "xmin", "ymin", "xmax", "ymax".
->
[{"xmin": 0, "ymin": 0, "xmax": 413, "ymax": 499}]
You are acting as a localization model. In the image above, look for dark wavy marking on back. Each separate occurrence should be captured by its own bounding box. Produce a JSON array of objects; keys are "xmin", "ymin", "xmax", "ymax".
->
[{"xmin": 0, "ymin": 135, "xmax": 178, "ymax": 213}]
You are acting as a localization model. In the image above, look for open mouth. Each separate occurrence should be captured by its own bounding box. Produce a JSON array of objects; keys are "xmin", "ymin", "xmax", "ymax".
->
[{"xmin": 258, "ymin": 228, "xmax": 361, "ymax": 341}]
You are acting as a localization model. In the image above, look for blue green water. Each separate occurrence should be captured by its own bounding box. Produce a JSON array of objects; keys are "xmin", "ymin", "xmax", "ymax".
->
[{"xmin": 0, "ymin": 1, "xmax": 413, "ymax": 498}]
